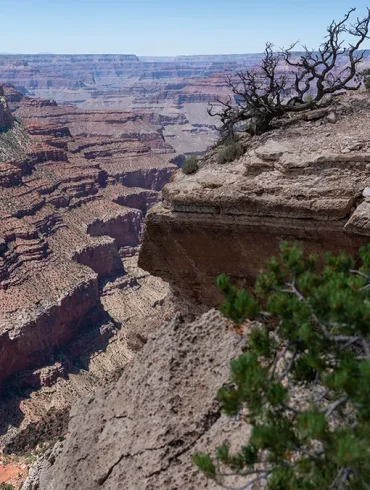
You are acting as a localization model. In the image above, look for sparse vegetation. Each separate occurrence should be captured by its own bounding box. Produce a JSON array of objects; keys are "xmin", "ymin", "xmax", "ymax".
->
[
  {"xmin": 208, "ymin": 8, "xmax": 370, "ymax": 137},
  {"xmin": 361, "ymin": 68, "xmax": 370, "ymax": 90},
  {"xmin": 194, "ymin": 242, "xmax": 370, "ymax": 489},
  {"xmin": 217, "ymin": 140, "xmax": 244, "ymax": 164},
  {"xmin": 0, "ymin": 123, "xmax": 29, "ymax": 162},
  {"xmin": 182, "ymin": 155, "xmax": 199, "ymax": 174},
  {"xmin": 0, "ymin": 483, "xmax": 15, "ymax": 490}
]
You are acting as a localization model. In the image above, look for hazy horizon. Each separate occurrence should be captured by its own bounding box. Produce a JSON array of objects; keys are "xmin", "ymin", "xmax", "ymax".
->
[{"xmin": 2, "ymin": 1, "xmax": 370, "ymax": 56}]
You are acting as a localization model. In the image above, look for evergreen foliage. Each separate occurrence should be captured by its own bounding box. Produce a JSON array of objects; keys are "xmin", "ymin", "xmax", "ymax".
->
[
  {"xmin": 182, "ymin": 155, "xmax": 199, "ymax": 174},
  {"xmin": 0, "ymin": 484, "xmax": 15, "ymax": 490},
  {"xmin": 217, "ymin": 140, "xmax": 244, "ymax": 164},
  {"xmin": 194, "ymin": 242, "xmax": 370, "ymax": 489}
]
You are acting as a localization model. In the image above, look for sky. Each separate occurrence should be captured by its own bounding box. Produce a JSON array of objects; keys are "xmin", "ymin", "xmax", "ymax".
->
[{"xmin": 1, "ymin": 0, "xmax": 370, "ymax": 56}]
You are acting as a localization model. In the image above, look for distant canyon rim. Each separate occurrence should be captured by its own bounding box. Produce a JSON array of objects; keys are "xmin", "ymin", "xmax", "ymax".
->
[{"xmin": 0, "ymin": 53, "xmax": 260, "ymax": 156}]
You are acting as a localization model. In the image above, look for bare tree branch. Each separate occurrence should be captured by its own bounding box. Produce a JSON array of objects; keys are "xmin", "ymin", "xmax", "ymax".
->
[{"xmin": 210, "ymin": 8, "xmax": 370, "ymax": 137}]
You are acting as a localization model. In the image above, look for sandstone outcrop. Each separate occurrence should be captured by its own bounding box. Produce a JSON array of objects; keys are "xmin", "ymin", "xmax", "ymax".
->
[
  {"xmin": 139, "ymin": 91, "xmax": 370, "ymax": 305},
  {"xmin": 23, "ymin": 310, "xmax": 251, "ymax": 490}
]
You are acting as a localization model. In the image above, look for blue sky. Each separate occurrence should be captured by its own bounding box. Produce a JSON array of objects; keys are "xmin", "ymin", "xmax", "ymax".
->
[{"xmin": 1, "ymin": 0, "xmax": 370, "ymax": 56}]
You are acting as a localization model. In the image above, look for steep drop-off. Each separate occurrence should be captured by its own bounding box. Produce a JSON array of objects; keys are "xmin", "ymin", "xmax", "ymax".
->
[
  {"xmin": 23, "ymin": 310, "xmax": 252, "ymax": 490},
  {"xmin": 140, "ymin": 93, "xmax": 370, "ymax": 305}
]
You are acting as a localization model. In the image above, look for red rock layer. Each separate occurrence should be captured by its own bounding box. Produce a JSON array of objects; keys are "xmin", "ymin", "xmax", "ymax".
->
[{"xmin": 0, "ymin": 92, "xmax": 177, "ymax": 387}]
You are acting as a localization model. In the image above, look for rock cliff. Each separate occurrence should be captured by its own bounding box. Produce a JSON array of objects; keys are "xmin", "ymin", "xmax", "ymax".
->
[
  {"xmin": 23, "ymin": 310, "xmax": 251, "ymax": 490},
  {"xmin": 140, "ymin": 92, "xmax": 370, "ymax": 305}
]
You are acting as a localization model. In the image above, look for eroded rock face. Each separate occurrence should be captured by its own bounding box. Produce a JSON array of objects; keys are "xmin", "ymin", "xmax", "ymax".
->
[
  {"xmin": 26, "ymin": 310, "xmax": 251, "ymax": 490},
  {"xmin": 139, "ymin": 92, "xmax": 370, "ymax": 305},
  {"xmin": 0, "ymin": 91, "xmax": 178, "ymax": 390}
]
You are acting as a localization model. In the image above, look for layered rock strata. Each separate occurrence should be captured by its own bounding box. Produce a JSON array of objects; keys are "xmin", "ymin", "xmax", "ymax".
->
[
  {"xmin": 0, "ymin": 55, "xmax": 241, "ymax": 154},
  {"xmin": 140, "ymin": 92, "xmax": 370, "ymax": 305},
  {"xmin": 0, "ymin": 256, "xmax": 174, "ymax": 455},
  {"xmin": 0, "ymin": 88, "xmax": 177, "ymax": 391},
  {"xmin": 2, "ymin": 53, "xmax": 369, "ymax": 156}
]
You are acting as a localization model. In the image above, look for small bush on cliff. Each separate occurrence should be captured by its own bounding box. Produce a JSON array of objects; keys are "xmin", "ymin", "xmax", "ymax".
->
[
  {"xmin": 361, "ymin": 68, "xmax": 370, "ymax": 90},
  {"xmin": 217, "ymin": 140, "xmax": 244, "ymax": 164},
  {"xmin": 0, "ymin": 483, "xmax": 15, "ymax": 490},
  {"xmin": 182, "ymin": 155, "xmax": 199, "ymax": 175},
  {"xmin": 208, "ymin": 8, "xmax": 370, "ymax": 137},
  {"xmin": 194, "ymin": 242, "xmax": 370, "ymax": 489}
]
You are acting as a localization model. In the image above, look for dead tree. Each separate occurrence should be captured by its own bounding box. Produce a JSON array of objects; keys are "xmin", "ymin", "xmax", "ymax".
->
[{"xmin": 209, "ymin": 8, "xmax": 370, "ymax": 137}]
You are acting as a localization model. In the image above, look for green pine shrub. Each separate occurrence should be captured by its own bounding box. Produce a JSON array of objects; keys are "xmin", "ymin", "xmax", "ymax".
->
[
  {"xmin": 217, "ymin": 140, "xmax": 244, "ymax": 164},
  {"xmin": 194, "ymin": 242, "xmax": 370, "ymax": 489},
  {"xmin": 0, "ymin": 484, "xmax": 15, "ymax": 490},
  {"xmin": 182, "ymin": 155, "xmax": 199, "ymax": 175}
]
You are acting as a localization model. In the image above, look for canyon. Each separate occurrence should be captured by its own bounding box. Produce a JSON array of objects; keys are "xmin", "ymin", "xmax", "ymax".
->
[
  {"xmin": 0, "ymin": 84, "xmax": 182, "ymax": 459},
  {"xmin": 24, "ymin": 89, "xmax": 370, "ymax": 490},
  {"xmin": 0, "ymin": 54, "xmax": 248, "ymax": 156},
  {"xmin": 0, "ymin": 53, "xmax": 258, "ymax": 482},
  {"xmin": 1, "ymin": 52, "xmax": 370, "ymax": 158},
  {"xmin": 1, "ymin": 51, "xmax": 370, "ymax": 489}
]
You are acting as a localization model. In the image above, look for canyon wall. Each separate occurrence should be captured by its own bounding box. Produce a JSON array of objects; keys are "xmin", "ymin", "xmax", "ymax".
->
[
  {"xmin": 0, "ymin": 53, "xmax": 260, "ymax": 91},
  {"xmin": 0, "ymin": 54, "xmax": 251, "ymax": 155},
  {"xmin": 1, "ymin": 53, "xmax": 370, "ymax": 157},
  {"xmin": 0, "ymin": 86, "xmax": 178, "ymax": 391}
]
